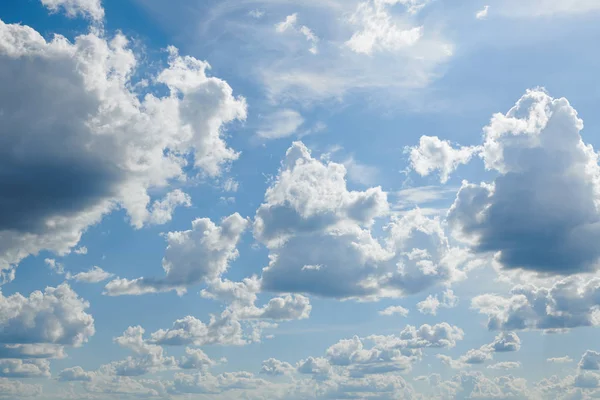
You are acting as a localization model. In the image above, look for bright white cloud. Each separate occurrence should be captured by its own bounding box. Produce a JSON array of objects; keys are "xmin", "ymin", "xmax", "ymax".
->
[
  {"xmin": 69, "ymin": 266, "xmax": 113, "ymax": 283},
  {"xmin": 275, "ymin": 13, "xmax": 319, "ymax": 54},
  {"xmin": 379, "ymin": 305, "xmax": 409, "ymax": 317},
  {"xmin": 256, "ymin": 142, "xmax": 468, "ymax": 300},
  {"xmin": 548, "ymin": 356, "xmax": 574, "ymax": 364},
  {"xmin": 408, "ymin": 136, "xmax": 479, "ymax": 183},
  {"xmin": 0, "ymin": 20, "xmax": 247, "ymax": 282},
  {"xmin": 40, "ymin": 0, "xmax": 104, "ymax": 20},
  {"xmin": 416, "ymin": 289, "xmax": 458, "ymax": 315},
  {"xmin": 346, "ymin": 0, "xmax": 424, "ymax": 55},
  {"xmin": 472, "ymin": 277, "xmax": 600, "ymax": 331},
  {"xmin": 0, "ymin": 284, "xmax": 94, "ymax": 347},
  {"xmin": 476, "ymin": 5, "xmax": 490, "ymax": 19}
]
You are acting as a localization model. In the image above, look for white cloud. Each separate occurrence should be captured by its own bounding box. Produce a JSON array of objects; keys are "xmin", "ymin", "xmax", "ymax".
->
[
  {"xmin": 69, "ymin": 266, "xmax": 113, "ymax": 283},
  {"xmin": 248, "ymin": 9, "xmax": 264, "ymax": 19},
  {"xmin": 0, "ymin": 284, "xmax": 94, "ymax": 347},
  {"xmin": 0, "ymin": 20, "xmax": 247, "ymax": 281},
  {"xmin": 472, "ymin": 277, "xmax": 600, "ymax": 331},
  {"xmin": 417, "ymin": 289, "xmax": 458, "ymax": 315},
  {"xmin": 178, "ymin": 348, "xmax": 217, "ymax": 370},
  {"xmin": 40, "ymin": 0, "xmax": 104, "ymax": 20},
  {"xmin": 379, "ymin": 305, "xmax": 409, "ymax": 317},
  {"xmin": 488, "ymin": 361, "xmax": 521, "ymax": 370},
  {"xmin": 147, "ymin": 189, "xmax": 192, "ymax": 225},
  {"xmin": 448, "ymin": 89, "xmax": 600, "ymax": 275},
  {"xmin": 275, "ymin": 14, "xmax": 319, "ymax": 54},
  {"xmin": 260, "ymin": 358, "xmax": 295, "ymax": 376},
  {"xmin": 256, "ymin": 142, "xmax": 469, "ymax": 300},
  {"xmin": 548, "ymin": 356, "xmax": 573, "ymax": 364},
  {"xmin": 579, "ymin": 351, "xmax": 600, "ymax": 370},
  {"xmin": 44, "ymin": 258, "xmax": 65, "ymax": 275},
  {"xmin": 346, "ymin": 0, "xmax": 424, "ymax": 55},
  {"xmin": 256, "ymin": 109, "xmax": 305, "ymax": 139},
  {"xmin": 74, "ymin": 246, "xmax": 88, "ymax": 255},
  {"xmin": 408, "ymin": 136, "xmax": 479, "ymax": 183},
  {"xmin": 0, "ymin": 378, "xmax": 41, "ymax": 397},
  {"xmin": 343, "ymin": 157, "xmax": 380, "ymax": 186},
  {"xmin": 0, "ymin": 359, "xmax": 50, "ymax": 378},
  {"xmin": 476, "ymin": 5, "xmax": 490, "ymax": 19},
  {"xmin": 58, "ymin": 366, "xmax": 95, "ymax": 382},
  {"xmin": 104, "ymin": 213, "xmax": 248, "ymax": 295}
]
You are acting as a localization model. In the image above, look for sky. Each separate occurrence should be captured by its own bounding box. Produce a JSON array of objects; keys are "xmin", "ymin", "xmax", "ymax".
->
[{"xmin": 1, "ymin": 0, "xmax": 600, "ymax": 398}]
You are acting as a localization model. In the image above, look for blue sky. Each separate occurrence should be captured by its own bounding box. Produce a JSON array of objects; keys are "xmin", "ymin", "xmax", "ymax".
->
[{"xmin": 1, "ymin": 0, "xmax": 600, "ymax": 398}]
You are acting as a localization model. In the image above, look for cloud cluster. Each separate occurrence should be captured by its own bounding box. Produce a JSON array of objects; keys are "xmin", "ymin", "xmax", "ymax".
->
[
  {"xmin": 40, "ymin": 0, "xmax": 104, "ymax": 20},
  {"xmin": 257, "ymin": 141, "xmax": 468, "ymax": 300},
  {"xmin": 472, "ymin": 277, "xmax": 600, "ymax": 331},
  {"xmin": 0, "ymin": 19, "xmax": 246, "ymax": 281}
]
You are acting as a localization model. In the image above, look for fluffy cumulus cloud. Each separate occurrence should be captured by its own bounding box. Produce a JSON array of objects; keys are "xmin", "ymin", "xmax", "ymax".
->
[
  {"xmin": 0, "ymin": 19, "xmax": 246, "ymax": 282},
  {"xmin": 448, "ymin": 89, "xmax": 600, "ymax": 275},
  {"xmin": 40, "ymin": 0, "xmax": 104, "ymax": 20},
  {"xmin": 69, "ymin": 266, "xmax": 113, "ymax": 283},
  {"xmin": 0, "ymin": 284, "xmax": 94, "ymax": 347},
  {"xmin": 416, "ymin": 289, "xmax": 458, "ymax": 315},
  {"xmin": 0, "ymin": 378, "xmax": 41, "ymax": 398},
  {"xmin": 472, "ymin": 277, "xmax": 600, "ymax": 331},
  {"xmin": 438, "ymin": 332, "xmax": 520, "ymax": 369},
  {"xmin": 257, "ymin": 141, "xmax": 468, "ymax": 300},
  {"xmin": 408, "ymin": 135, "xmax": 479, "ymax": 183},
  {"xmin": 346, "ymin": 0, "xmax": 425, "ymax": 55},
  {"xmin": 104, "ymin": 213, "xmax": 248, "ymax": 295},
  {"xmin": 379, "ymin": 305, "xmax": 409, "ymax": 317},
  {"xmin": 58, "ymin": 366, "xmax": 95, "ymax": 382}
]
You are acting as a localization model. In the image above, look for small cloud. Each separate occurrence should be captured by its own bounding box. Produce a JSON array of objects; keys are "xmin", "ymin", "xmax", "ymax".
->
[
  {"xmin": 476, "ymin": 5, "xmax": 490, "ymax": 19},
  {"xmin": 257, "ymin": 109, "xmax": 304, "ymax": 140},
  {"xmin": 275, "ymin": 13, "xmax": 319, "ymax": 54},
  {"xmin": 547, "ymin": 356, "xmax": 573, "ymax": 364},
  {"xmin": 222, "ymin": 178, "xmax": 239, "ymax": 193},
  {"xmin": 275, "ymin": 13, "xmax": 298, "ymax": 33},
  {"xmin": 379, "ymin": 305, "xmax": 409, "ymax": 317},
  {"xmin": 74, "ymin": 246, "xmax": 88, "ymax": 255},
  {"xmin": 249, "ymin": 9, "xmax": 265, "ymax": 19}
]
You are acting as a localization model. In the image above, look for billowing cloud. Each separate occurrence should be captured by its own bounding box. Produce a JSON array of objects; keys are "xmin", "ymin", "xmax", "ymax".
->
[
  {"xmin": 105, "ymin": 213, "xmax": 248, "ymax": 295},
  {"xmin": 257, "ymin": 142, "xmax": 468, "ymax": 300},
  {"xmin": 0, "ymin": 378, "xmax": 41, "ymax": 397},
  {"xmin": 0, "ymin": 359, "xmax": 50, "ymax": 378},
  {"xmin": 58, "ymin": 366, "xmax": 95, "ymax": 382},
  {"xmin": 260, "ymin": 358, "xmax": 295, "ymax": 376},
  {"xmin": 0, "ymin": 19, "xmax": 246, "ymax": 281},
  {"xmin": 472, "ymin": 277, "xmax": 600, "ymax": 331},
  {"xmin": 579, "ymin": 351, "xmax": 600, "ymax": 371},
  {"xmin": 448, "ymin": 89, "xmax": 600, "ymax": 275},
  {"xmin": 0, "ymin": 284, "xmax": 94, "ymax": 347}
]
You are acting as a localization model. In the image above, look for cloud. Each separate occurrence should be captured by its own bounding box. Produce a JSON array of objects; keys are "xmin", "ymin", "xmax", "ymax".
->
[
  {"xmin": 0, "ymin": 359, "xmax": 50, "ymax": 378},
  {"xmin": 0, "ymin": 20, "xmax": 247, "ymax": 282},
  {"xmin": 275, "ymin": 13, "xmax": 319, "ymax": 54},
  {"xmin": 69, "ymin": 266, "xmax": 113, "ymax": 283},
  {"xmin": 472, "ymin": 277, "xmax": 600, "ymax": 331},
  {"xmin": 147, "ymin": 190, "xmax": 192, "ymax": 226},
  {"xmin": 476, "ymin": 5, "xmax": 490, "ymax": 19},
  {"xmin": 178, "ymin": 348, "xmax": 217, "ymax": 370},
  {"xmin": 0, "ymin": 378, "xmax": 41, "ymax": 397},
  {"xmin": 257, "ymin": 142, "xmax": 468, "ymax": 300},
  {"xmin": 74, "ymin": 246, "xmax": 88, "ymax": 255},
  {"xmin": 58, "ymin": 366, "xmax": 95, "ymax": 382},
  {"xmin": 416, "ymin": 289, "xmax": 458, "ymax": 315},
  {"xmin": 0, "ymin": 284, "xmax": 94, "ymax": 347},
  {"xmin": 438, "ymin": 332, "xmax": 520, "ymax": 369},
  {"xmin": 379, "ymin": 305, "xmax": 409, "ymax": 317},
  {"xmin": 168, "ymin": 371, "xmax": 267, "ymax": 395},
  {"xmin": 260, "ymin": 358, "xmax": 295, "ymax": 376},
  {"xmin": 447, "ymin": 89, "xmax": 600, "ymax": 275},
  {"xmin": 256, "ymin": 109, "xmax": 305, "ymax": 139},
  {"xmin": 40, "ymin": 0, "xmax": 104, "ymax": 20},
  {"xmin": 489, "ymin": 332, "xmax": 521, "ymax": 352},
  {"xmin": 104, "ymin": 213, "xmax": 248, "ymax": 295},
  {"xmin": 488, "ymin": 361, "xmax": 521, "ymax": 370},
  {"xmin": 346, "ymin": 0, "xmax": 424, "ymax": 55},
  {"xmin": 408, "ymin": 136, "xmax": 479, "ymax": 183},
  {"xmin": 579, "ymin": 351, "xmax": 600, "ymax": 371},
  {"xmin": 548, "ymin": 356, "xmax": 573, "ymax": 364}
]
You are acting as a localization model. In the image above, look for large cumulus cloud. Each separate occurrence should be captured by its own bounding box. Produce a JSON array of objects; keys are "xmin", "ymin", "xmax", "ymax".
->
[
  {"xmin": 0, "ymin": 19, "xmax": 246, "ymax": 281},
  {"xmin": 447, "ymin": 89, "xmax": 600, "ymax": 275},
  {"xmin": 257, "ymin": 142, "xmax": 468, "ymax": 300}
]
